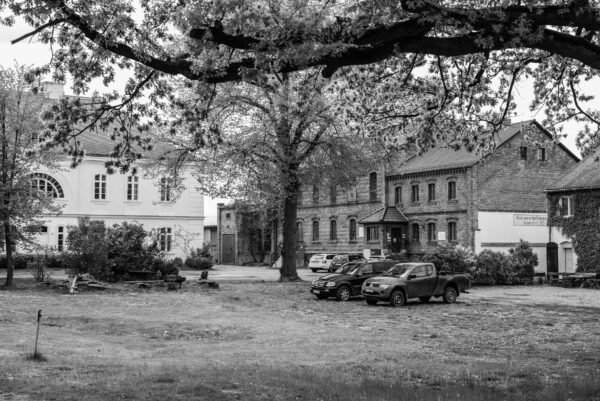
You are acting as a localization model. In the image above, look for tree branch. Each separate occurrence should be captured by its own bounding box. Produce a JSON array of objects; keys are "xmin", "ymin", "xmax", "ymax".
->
[{"xmin": 10, "ymin": 18, "xmax": 67, "ymax": 44}]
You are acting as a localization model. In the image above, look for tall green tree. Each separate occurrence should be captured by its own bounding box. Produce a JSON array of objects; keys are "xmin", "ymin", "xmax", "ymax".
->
[
  {"xmin": 154, "ymin": 71, "xmax": 384, "ymax": 280},
  {"xmin": 0, "ymin": 65, "xmax": 62, "ymax": 287}
]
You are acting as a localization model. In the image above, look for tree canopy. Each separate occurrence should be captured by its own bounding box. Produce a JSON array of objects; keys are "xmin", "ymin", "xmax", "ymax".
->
[{"xmin": 3, "ymin": 0, "xmax": 600, "ymax": 157}]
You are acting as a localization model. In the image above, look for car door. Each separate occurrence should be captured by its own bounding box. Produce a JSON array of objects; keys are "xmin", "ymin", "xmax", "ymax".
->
[
  {"xmin": 406, "ymin": 265, "xmax": 432, "ymax": 299},
  {"xmin": 350, "ymin": 263, "xmax": 373, "ymax": 294}
]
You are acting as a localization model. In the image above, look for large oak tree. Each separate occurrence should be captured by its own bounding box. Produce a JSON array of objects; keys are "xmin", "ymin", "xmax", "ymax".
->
[{"xmin": 4, "ymin": 0, "xmax": 600, "ymax": 277}]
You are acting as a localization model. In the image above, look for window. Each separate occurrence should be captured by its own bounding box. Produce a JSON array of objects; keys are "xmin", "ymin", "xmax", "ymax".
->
[
  {"xmin": 127, "ymin": 176, "xmax": 139, "ymax": 201},
  {"xmin": 411, "ymin": 185, "xmax": 419, "ymax": 202},
  {"xmin": 394, "ymin": 187, "xmax": 402, "ymax": 204},
  {"xmin": 538, "ymin": 147, "xmax": 546, "ymax": 161},
  {"xmin": 313, "ymin": 185, "xmax": 319, "ymax": 204},
  {"xmin": 349, "ymin": 219, "xmax": 357, "ymax": 242},
  {"xmin": 520, "ymin": 146, "xmax": 527, "ymax": 160},
  {"xmin": 426, "ymin": 265, "xmax": 433, "ymax": 276},
  {"xmin": 427, "ymin": 222, "xmax": 436, "ymax": 242},
  {"xmin": 369, "ymin": 172, "xmax": 377, "ymax": 201},
  {"xmin": 31, "ymin": 173, "xmax": 64, "ymax": 198},
  {"xmin": 225, "ymin": 213, "xmax": 231, "ymax": 220},
  {"xmin": 297, "ymin": 189, "xmax": 302, "ymax": 205},
  {"xmin": 312, "ymin": 220, "xmax": 319, "ymax": 241},
  {"xmin": 57, "ymin": 226, "xmax": 64, "ymax": 252},
  {"xmin": 448, "ymin": 181, "xmax": 456, "ymax": 200},
  {"xmin": 428, "ymin": 183, "xmax": 436, "ymax": 202},
  {"xmin": 94, "ymin": 174, "xmax": 107, "ymax": 200},
  {"xmin": 160, "ymin": 177, "xmax": 172, "ymax": 202},
  {"xmin": 159, "ymin": 227, "xmax": 172, "ymax": 251},
  {"xmin": 296, "ymin": 221, "xmax": 303, "ymax": 242},
  {"xmin": 330, "ymin": 220, "xmax": 337, "ymax": 241},
  {"xmin": 448, "ymin": 222, "xmax": 457, "ymax": 241},
  {"xmin": 367, "ymin": 226, "xmax": 379, "ymax": 242},
  {"xmin": 412, "ymin": 265, "xmax": 426, "ymax": 277},
  {"xmin": 411, "ymin": 223, "xmax": 420, "ymax": 243},
  {"xmin": 330, "ymin": 186, "xmax": 337, "ymax": 204},
  {"xmin": 558, "ymin": 197, "xmax": 574, "ymax": 217}
]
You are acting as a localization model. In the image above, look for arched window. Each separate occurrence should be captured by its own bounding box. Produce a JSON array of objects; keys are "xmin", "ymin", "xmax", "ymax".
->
[
  {"xmin": 411, "ymin": 223, "xmax": 420, "ymax": 243},
  {"xmin": 31, "ymin": 173, "xmax": 64, "ymax": 198},
  {"xmin": 330, "ymin": 220, "xmax": 337, "ymax": 241},
  {"xmin": 349, "ymin": 219, "xmax": 357, "ymax": 242},
  {"xmin": 312, "ymin": 185, "xmax": 319, "ymax": 204},
  {"xmin": 296, "ymin": 221, "xmax": 303, "ymax": 242},
  {"xmin": 369, "ymin": 172, "xmax": 377, "ymax": 200},
  {"xmin": 312, "ymin": 220, "xmax": 319, "ymax": 241}
]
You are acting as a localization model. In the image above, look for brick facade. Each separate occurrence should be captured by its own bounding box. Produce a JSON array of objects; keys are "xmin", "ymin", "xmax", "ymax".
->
[{"xmin": 298, "ymin": 121, "xmax": 579, "ymax": 259}]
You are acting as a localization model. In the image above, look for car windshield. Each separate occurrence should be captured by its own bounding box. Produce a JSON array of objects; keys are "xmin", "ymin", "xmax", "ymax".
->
[
  {"xmin": 335, "ymin": 263, "xmax": 358, "ymax": 274},
  {"xmin": 383, "ymin": 264, "xmax": 415, "ymax": 277}
]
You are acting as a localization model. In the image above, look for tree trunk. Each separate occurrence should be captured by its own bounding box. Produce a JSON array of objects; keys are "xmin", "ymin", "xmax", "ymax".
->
[
  {"xmin": 4, "ymin": 222, "xmax": 13, "ymax": 287},
  {"xmin": 279, "ymin": 171, "xmax": 300, "ymax": 281}
]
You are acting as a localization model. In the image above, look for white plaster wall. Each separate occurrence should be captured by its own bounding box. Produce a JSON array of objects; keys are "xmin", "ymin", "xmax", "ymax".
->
[
  {"xmin": 32, "ymin": 158, "xmax": 204, "ymax": 258},
  {"xmin": 475, "ymin": 211, "xmax": 549, "ymax": 272}
]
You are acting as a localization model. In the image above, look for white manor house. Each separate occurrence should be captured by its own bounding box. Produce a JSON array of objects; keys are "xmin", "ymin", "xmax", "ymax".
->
[{"xmin": 30, "ymin": 83, "xmax": 205, "ymax": 258}]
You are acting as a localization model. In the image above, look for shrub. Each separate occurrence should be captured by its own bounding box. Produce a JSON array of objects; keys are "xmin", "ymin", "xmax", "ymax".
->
[
  {"xmin": 66, "ymin": 217, "xmax": 110, "ymax": 280},
  {"xmin": 421, "ymin": 244, "xmax": 476, "ymax": 273},
  {"xmin": 184, "ymin": 247, "xmax": 214, "ymax": 270},
  {"xmin": 473, "ymin": 249, "xmax": 515, "ymax": 285},
  {"xmin": 509, "ymin": 240, "xmax": 539, "ymax": 283},
  {"xmin": 106, "ymin": 222, "xmax": 161, "ymax": 280},
  {"xmin": 154, "ymin": 258, "xmax": 180, "ymax": 277}
]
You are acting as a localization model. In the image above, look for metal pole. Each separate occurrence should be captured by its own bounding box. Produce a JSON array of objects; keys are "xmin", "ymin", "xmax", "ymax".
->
[{"xmin": 34, "ymin": 309, "xmax": 42, "ymax": 356}]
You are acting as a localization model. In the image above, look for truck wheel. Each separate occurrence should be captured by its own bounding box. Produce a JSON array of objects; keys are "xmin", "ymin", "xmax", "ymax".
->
[
  {"xmin": 443, "ymin": 287, "xmax": 458, "ymax": 304},
  {"xmin": 336, "ymin": 286, "xmax": 352, "ymax": 302},
  {"xmin": 365, "ymin": 299, "xmax": 378, "ymax": 306},
  {"xmin": 311, "ymin": 269, "xmax": 317, "ymax": 273},
  {"xmin": 419, "ymin": 296, "xmax": 431, "ymax": 303},
  {"xmin": 390, "ymin": 290, "xmax": 405, "ymax": 307}
]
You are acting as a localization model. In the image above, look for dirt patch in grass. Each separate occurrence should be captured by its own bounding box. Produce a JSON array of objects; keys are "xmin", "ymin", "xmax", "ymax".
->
[{"xmin": 1, "ymin": 280, "xmax": 600, "ymax": 400}]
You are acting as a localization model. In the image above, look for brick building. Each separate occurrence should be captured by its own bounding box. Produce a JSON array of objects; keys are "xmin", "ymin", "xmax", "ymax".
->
[
  {"xmin": 545, "ymin": 148, "xmax": 600, "ymax": 273},
  {"xmin": 298, "ymin": 120, "xmax": 578, "ymax": 270}
]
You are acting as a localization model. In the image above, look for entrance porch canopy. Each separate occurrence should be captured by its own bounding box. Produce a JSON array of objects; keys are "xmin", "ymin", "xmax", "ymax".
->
[{"xmin": 358, "ymin": 206, "xmax": 408, "ymax": 225}]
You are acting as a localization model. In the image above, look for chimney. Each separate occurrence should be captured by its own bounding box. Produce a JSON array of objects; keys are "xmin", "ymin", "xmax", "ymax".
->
[{"xmin": 37, "ymin": 81, "xmax": 65, "ymax": 99}]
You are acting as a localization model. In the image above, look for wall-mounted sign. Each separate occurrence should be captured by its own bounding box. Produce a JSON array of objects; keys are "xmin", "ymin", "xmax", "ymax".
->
[
  {"xmin": 513, "ymin": 214, "xmax": 546, "ymax": 226},
  {"xmin": 437, "ymin": 231, "xmax": 446, "ymax": 241}
]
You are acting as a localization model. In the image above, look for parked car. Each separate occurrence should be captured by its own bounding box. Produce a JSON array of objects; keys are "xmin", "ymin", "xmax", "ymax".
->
[
  {"xmin": 308, "ymin": 254, "xmax": 337, "ymax": 272},
  {"xmin": 310, "ymin": 260, "xmax": 397, "ymax": 301},
  {"xmin": 328, "ymin": 253, "xmax": 367, "ymax": 272},
  {"xmin": 366, "ymin": 255, "xmax": 394, "ymax": 261},
  {"xmin": 361, "ymin": 262, "xmax": 471, "ymax": 307}
]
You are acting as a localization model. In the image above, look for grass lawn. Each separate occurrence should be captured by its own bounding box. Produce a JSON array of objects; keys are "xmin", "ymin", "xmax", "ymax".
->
[{"xmin": 1, "ymin": 277, "xmax": 600, "ymax": 400}]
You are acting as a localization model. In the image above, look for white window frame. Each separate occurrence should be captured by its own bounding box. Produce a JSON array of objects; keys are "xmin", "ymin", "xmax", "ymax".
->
[
  {"xmin": 558, "ymin": 197, "xmax": 574, "ymax": 217},
  {"xmin": 94, "ymin": 174, "xmax": 107, "ymax": 200},
  {"xmin": 159, "ymin": 227, "xmax": 172, "ymax": 252},
  {"xmin": 159, "ymin": 177, "xmax": 172, "ymax": 202},
  {"xmin": 127, "ymin": 176, "xmax": 139, "ymax": 201}
]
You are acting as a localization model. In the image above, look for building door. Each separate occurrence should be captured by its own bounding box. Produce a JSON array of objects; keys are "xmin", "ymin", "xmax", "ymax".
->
[
  {"xmin": 546, "ymin": 242, "xmax": 558, "ymax": 274},
  {"xmin": 222, "ymin": 234, "xmax": 235, "ymax": 265},
  {"xmin": 390, "ymin": 227, "xmax": 405, "ymax": 253},
  {"xmin": 565, "ymin": 248, "xmax": 574, "ymax": 273}
]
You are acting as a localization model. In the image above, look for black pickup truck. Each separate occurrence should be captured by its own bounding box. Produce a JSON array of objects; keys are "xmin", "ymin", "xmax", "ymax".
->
[
  {"xmin": 361, "ymin": 262, "xmax": 470, "ymax": 307},
  {"xmin": 310, "ymin": 260, "xmax": 397, "ymax": 301}
]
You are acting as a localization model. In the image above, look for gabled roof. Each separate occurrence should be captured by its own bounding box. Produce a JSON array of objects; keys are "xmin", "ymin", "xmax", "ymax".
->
[
  {"xmin": 547, "ymin": 148, "xmax": 600, "ymax": 192},
  {"xmin": 358, "ymin": 206, "xmax": 408, "ymax": 224},
  {"xmin": 387, "ymin": 120, "xmax": 578, "ymax": 176}
]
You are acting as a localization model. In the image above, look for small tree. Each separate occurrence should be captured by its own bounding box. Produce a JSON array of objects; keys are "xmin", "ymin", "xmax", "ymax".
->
[
  {"xmin": 65, "ymin": 217, "xmax": 109, "ymax": 280},
  {"xmin": 509, "ymin": 240, "xmax": 539, "ymax": 283},
  {"xmin": 0, "ymin": 66, "xmax": 62, "ymax": 287}
]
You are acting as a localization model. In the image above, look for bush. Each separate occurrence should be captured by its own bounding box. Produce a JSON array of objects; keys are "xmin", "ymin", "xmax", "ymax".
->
[
  {"xmin": 66, "ymin": 217, "xmax": 110, "ymax": 280},
  {"xmin": 473, "ymin": 249, "xmax": 515, "ymax": 285},
  {"xmin": 106, "ymin": 222, "xmax": 161, "ymax": 280},
  {"xmin": 184, "ymin": 247, "xmax": 214, "ymax": 270},
  {"xmin": 509, "ymin": 240, "xmax": 539, "ymax": 284},
  {"xmin": 421, "ymin": 244, "xmax": 476, "ymax": 273}
]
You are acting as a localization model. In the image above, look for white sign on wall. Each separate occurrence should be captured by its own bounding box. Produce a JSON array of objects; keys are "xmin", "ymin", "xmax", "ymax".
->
[
  {"xmin": 358, "ymin": 226, "xmax": 364, "ymax": 238},
  {"xmin": 513, "ymin": 214, "xmax": 547, "ymax": 226},
  {"xmin": 437, "ymin": 231, "xmax": 446, "ymax": 241}
]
